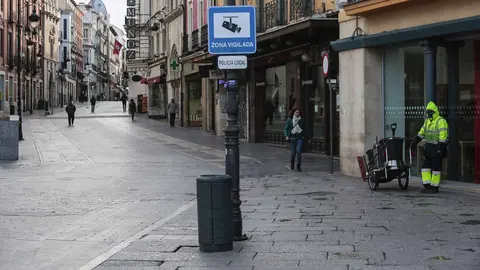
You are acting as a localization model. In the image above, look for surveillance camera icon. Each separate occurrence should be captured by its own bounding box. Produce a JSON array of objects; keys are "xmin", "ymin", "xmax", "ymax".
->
[{"xmin": 222, "ymin": 16, "xmax": 241, "ymax": 33}]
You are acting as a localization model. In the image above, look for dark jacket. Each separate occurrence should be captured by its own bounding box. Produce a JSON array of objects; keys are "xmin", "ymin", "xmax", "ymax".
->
[
  {"xmin": 90, "ymin": 97, "xmax": 96, "ymax": 105},
  {"xmin": 66, "ymin": 104, "xmax": 76, "ymax": 115},
  {"xmin": 129, "ymin": 102, "xmax": 136, "ymax": 113},
  {"xmin": 284, "ymin": 117, "xmax": 305, "ymax": 139}
]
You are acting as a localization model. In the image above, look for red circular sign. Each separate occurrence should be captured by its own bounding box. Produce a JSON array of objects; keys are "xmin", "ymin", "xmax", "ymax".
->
[{"xmin": 322, "ymin": 53, "xmax": 329, "ymax": 77}]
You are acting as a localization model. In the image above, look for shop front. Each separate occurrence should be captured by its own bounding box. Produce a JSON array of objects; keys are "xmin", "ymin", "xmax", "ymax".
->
[
  {"xmin": 249, "ymin": 18, "xmax": 339, "ymax": 154},
  {"xmin": 185, "ymin": 75, "xmax": 202, "ymax": 127},
  {"xmin": 332, "ymin": 0, "xmax": 480, "ymax": 183}
]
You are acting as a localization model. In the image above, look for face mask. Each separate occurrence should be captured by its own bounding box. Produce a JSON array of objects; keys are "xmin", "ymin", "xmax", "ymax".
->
[{"xmin": 426, "ymin": 110, "xmax": 434, "ymax": 119}]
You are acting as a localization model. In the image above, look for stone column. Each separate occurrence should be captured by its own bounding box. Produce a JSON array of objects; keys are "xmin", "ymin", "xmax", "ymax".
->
[{"xmin": 421, "ymin": 41, "xmax": 438, "ymax": 104}]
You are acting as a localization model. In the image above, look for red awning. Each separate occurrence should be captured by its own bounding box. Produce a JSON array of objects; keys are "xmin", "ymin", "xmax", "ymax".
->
[{"xmin": 140, "ymin": 75, "xmax": 166, "ymax": 84}]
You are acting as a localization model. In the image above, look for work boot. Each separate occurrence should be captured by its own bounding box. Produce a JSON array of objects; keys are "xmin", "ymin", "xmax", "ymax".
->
[
  {"xmin": 425, "ymin": 186, "xmax": 439, "ymax": 194},
  {"xmin": 290, "ymin": 159, "xmax": 295, "ymax": 170},
  {"xmin": 420, "ymin": 184, "xmax": 431, "ymax": 193},
  {"xmin": 297, "ymin": 164, "xmax": 302, "ymax": 172}
]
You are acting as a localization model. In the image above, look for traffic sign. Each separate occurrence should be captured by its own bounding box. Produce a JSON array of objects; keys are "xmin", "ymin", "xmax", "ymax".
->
[
  {"xmin": 322, "ymin": 53, "xmax": 329, "ymax": 77},
  {"xmin": 217, "ymin": 55, "xmax": 248, "ymax": 69},
  {"xmin": 208, "ymin": 6, "xmax": 257, "ymax": 55}
]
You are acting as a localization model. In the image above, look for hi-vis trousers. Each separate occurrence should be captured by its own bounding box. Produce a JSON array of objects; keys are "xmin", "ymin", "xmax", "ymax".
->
[{"xmin": 421, "ymin": 155, "xmax": 443, "ymax": 187}]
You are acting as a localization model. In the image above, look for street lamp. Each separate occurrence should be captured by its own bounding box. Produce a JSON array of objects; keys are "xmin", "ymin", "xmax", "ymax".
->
[
  {"xmin": 16, "ymin": 0, "xmax": 42, "ymax": 141},
  {"xmin": 26, "ymin": 39, "xmax": 34, "ymax": 114}
]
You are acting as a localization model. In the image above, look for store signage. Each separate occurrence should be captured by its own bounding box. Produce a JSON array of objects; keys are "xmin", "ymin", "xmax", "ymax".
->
[
  {"xmin": 208, "ymin": 6, "xmax": 257, "ymax": 55},
  {"xmin": 217, "ymin": 55, "xmax": 247, "ymax": 69},
  {"xmin": 209, "ymin": 70, "xmax": 225, "ymax": 79},
  {"xmin": 125, "ymin": 0, "xmax": 137, "ymax": 61},
  {"xmin": 127, "ymin": 8, "xmax": 136, "ymax": 16},
  {"xmin": 126, "ymin": 29, "xmax": 136, "ymax": 38},
  {"xmin": 126, "ymin": 50, "xmax": 136, "ymax": 59}
]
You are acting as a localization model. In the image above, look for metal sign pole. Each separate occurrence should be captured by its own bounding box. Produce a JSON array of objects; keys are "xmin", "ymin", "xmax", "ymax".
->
[{"xmin": 329, "ymin": 80, "xmax": 334, "ymax": 174}]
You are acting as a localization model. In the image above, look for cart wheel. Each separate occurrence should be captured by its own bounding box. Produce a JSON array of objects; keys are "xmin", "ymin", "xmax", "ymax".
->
[
  {"xmin": 367, "ymin": 173, "xmax": 379, "ymax": 191},
  {"xmin": 398, "ymin": 173, "xmax": 409, "ymax": 190}
]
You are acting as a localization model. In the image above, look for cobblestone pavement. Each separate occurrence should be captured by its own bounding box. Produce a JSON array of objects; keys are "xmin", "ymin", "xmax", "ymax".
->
[{"xmin": 1, "ymin": 103, "xmax": 479, "ymax": 270}]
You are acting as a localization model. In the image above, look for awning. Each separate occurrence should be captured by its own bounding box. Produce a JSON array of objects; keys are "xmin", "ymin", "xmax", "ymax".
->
[
  {"xmin": 140, "ymin": 74, "xmax": 166, "ymax": 84},
  {"xmin": 330, "ymin": 15, "xmax": 480, "ymax": 52}
]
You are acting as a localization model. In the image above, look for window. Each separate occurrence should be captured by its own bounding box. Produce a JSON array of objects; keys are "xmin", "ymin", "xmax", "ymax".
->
[
  {"xmin": 84, "ymin": 50, "xmax": 89, "ymax": 65},
  {"xmin": 189, "ymin": 7, "xmax": 193, "ymax": 33},
  {"xmin": 63, "ymin": 19, "xmax": 67, "ymax": 39},
  {"xmin": 200, "ymin": 1, "xmax": 203, "ymax": 25},
  {"xmin": 263, "ymin": 66, "xmax": 287, "ymax": 132},
  {"xmin": 50, "ymin": 39, "xmax": 53, "ymax": 60},
  {"xmin": 7, "ymin": 31, "xmax": 12, "ymax": 57},
  {"xmin": 0, "ymin": 28, "xmax": 3, "ymax": 56}
]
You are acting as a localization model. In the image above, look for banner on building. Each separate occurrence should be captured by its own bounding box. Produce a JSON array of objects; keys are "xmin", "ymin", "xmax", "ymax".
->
[{"xmin": 113, "ymin": 39, "xmax": 123, "ymax": 59}]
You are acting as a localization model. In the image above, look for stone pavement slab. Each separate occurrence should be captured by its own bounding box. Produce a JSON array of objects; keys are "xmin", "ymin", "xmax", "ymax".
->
[{"xmin": 96, "ymin": 173, "xmax": 480, "ymax": 270}]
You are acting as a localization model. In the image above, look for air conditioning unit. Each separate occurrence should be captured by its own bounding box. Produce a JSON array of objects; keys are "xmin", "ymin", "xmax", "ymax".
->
[{"xmin": 336, "ymin": 0, "xmax": 349, "ymax": 9}]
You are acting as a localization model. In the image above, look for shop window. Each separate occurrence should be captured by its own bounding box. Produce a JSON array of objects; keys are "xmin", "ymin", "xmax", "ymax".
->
[
  {"xmin": 383, "ymin": 40, "xmax": 476, "ymax": 182},
  {"xmin": 188, "ymin": 81, "xmax": 202, "ymax": 126},
  {"xmin": 312, "ymin": 68, "xmax": 326, "ymax": 139},
  {"xmin": 263, "ymin": 65, "xmax": 287, "ymax": 132}
]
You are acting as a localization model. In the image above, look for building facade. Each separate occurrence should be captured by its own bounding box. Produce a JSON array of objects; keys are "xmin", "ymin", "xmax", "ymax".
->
[
  {"xmin": 124, "ymin": 0, "xmax": 150, "ymax": 111},
  {"xmin": 0, "ymin": 0, "xmax": 46, "ymax": 114},
  {"xmin": 42, "ymin": 0, "xmax": 61, "ymax": 109},
  {"xmin": 59, "ymin": 9, "xmax": 76, "ymax": 105},
  {"xmin": 73, "ymin": 1, "xmax": 84, "ymax": 102},
  {"xmin": 78, "ymin": 0, "xmax": 112, "ymax": 101},
  {"xmin": 331, "ymin": 0, "xmax": 480, "ymax": 183}
]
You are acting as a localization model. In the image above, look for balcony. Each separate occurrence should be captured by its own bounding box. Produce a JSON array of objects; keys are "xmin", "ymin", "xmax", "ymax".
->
[
  {"xmin": 200, "ymin": 25, "xmax": 208, "ymax": 47},
  {"xmin": 264, "ymin": 0, "xmax": 286, "ymax": 31},
  {"xmin": 343, "ymin": 0, "xmax": 434, "ymax": 16},
  {"xmin": 191, "ymin": 29, "xmax": 199, "ymax": 51},
  {"xmin": 290, "ymin": 0, "xmax": 326, "ymax": 21},
  {"xmin": 182, "ymin": 34, "xmax": 189, "ymax": 53}
]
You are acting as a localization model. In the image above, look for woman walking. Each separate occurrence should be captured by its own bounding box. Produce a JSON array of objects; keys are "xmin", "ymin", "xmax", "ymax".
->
[{"xmin": 284, "ymin": 108, "xmax": 305, "ymax": 172}]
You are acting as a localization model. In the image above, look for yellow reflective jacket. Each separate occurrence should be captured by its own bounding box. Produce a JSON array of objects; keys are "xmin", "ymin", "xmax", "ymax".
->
[{"xmin": 417, "ymin": 102, "xmax": 449, "ymax": 144}]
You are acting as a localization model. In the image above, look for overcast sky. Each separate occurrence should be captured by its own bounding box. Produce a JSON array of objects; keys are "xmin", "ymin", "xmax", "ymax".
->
[{"xmin": 78, "ymin": 0, "xmax": 126, "ymax": 32}]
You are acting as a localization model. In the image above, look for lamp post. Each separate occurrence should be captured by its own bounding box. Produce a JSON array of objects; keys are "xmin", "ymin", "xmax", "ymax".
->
[
  {"xmin": 27, "ymin": 39, "xmax": 35, "ymax": 114},
  {"xmin": 223, "ymin": 0, "xmax": 247, "ymax": 241},
  {"xmin": 16, "ymin": 0, "xmax": 41, "ymax": 141}
]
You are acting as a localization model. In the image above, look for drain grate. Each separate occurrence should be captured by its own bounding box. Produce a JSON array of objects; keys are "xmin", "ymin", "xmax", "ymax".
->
[
  {"xmin": 99, "ymin": 260, "xmax": 163, "ymax": 267},
  {"xmin": 460, "ymin": 220, "xmax": 480, "ymax": 225},
  {"xmin": 291, "ymin": 191, "xmax": 337, "ymax": 196}
]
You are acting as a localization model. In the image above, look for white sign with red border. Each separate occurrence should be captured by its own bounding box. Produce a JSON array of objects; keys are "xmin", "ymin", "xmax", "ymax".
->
[{"xmin": 322, "ymin": 53, "xmax": 329, "ymax": 77}]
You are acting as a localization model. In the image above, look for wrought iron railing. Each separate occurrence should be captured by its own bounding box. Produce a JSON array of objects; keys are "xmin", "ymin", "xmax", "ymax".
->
[
  {"xmin": 264, "ymin": 0, "xmax": 286, "ymax": 30},
  {"xmin": 200, "ymin": 25, "xmax": 208, "ymax": 47},
  {"xmin": 191, "ymin": 29, "xmax": 199, "ymax": 50},
  {"xmin": 290, "ymin": 0, "xmax": 326, "ymax": 21}
]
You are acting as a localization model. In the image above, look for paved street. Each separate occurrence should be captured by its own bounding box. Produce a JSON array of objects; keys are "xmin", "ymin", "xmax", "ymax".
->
[{"xmin": 1, "ymin": 102, "xmax": 479, "ymax": 270}]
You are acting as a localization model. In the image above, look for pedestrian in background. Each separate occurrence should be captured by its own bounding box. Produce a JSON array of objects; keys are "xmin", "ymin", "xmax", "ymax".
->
[
  {"xmin": 129, "ymin": 99, "xmax": 136, "ymax": 121},
  {"xmin": 284, "ymin": 108, "xmax": 305, "ymax": 172},
  {"xmin": 167, "ymin": 99, "xmax": 178, "ymax": 127},
  {"xmin": 66, "ymin": 100, "xmax": 76, "ymax": 126},
  {"xmin": 121, "ymin": 93, "xmax": 128, "ymax": 112},
  {"xmin": 90, "ymin": 96, "xmax": 96, "ymax": 113}
]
